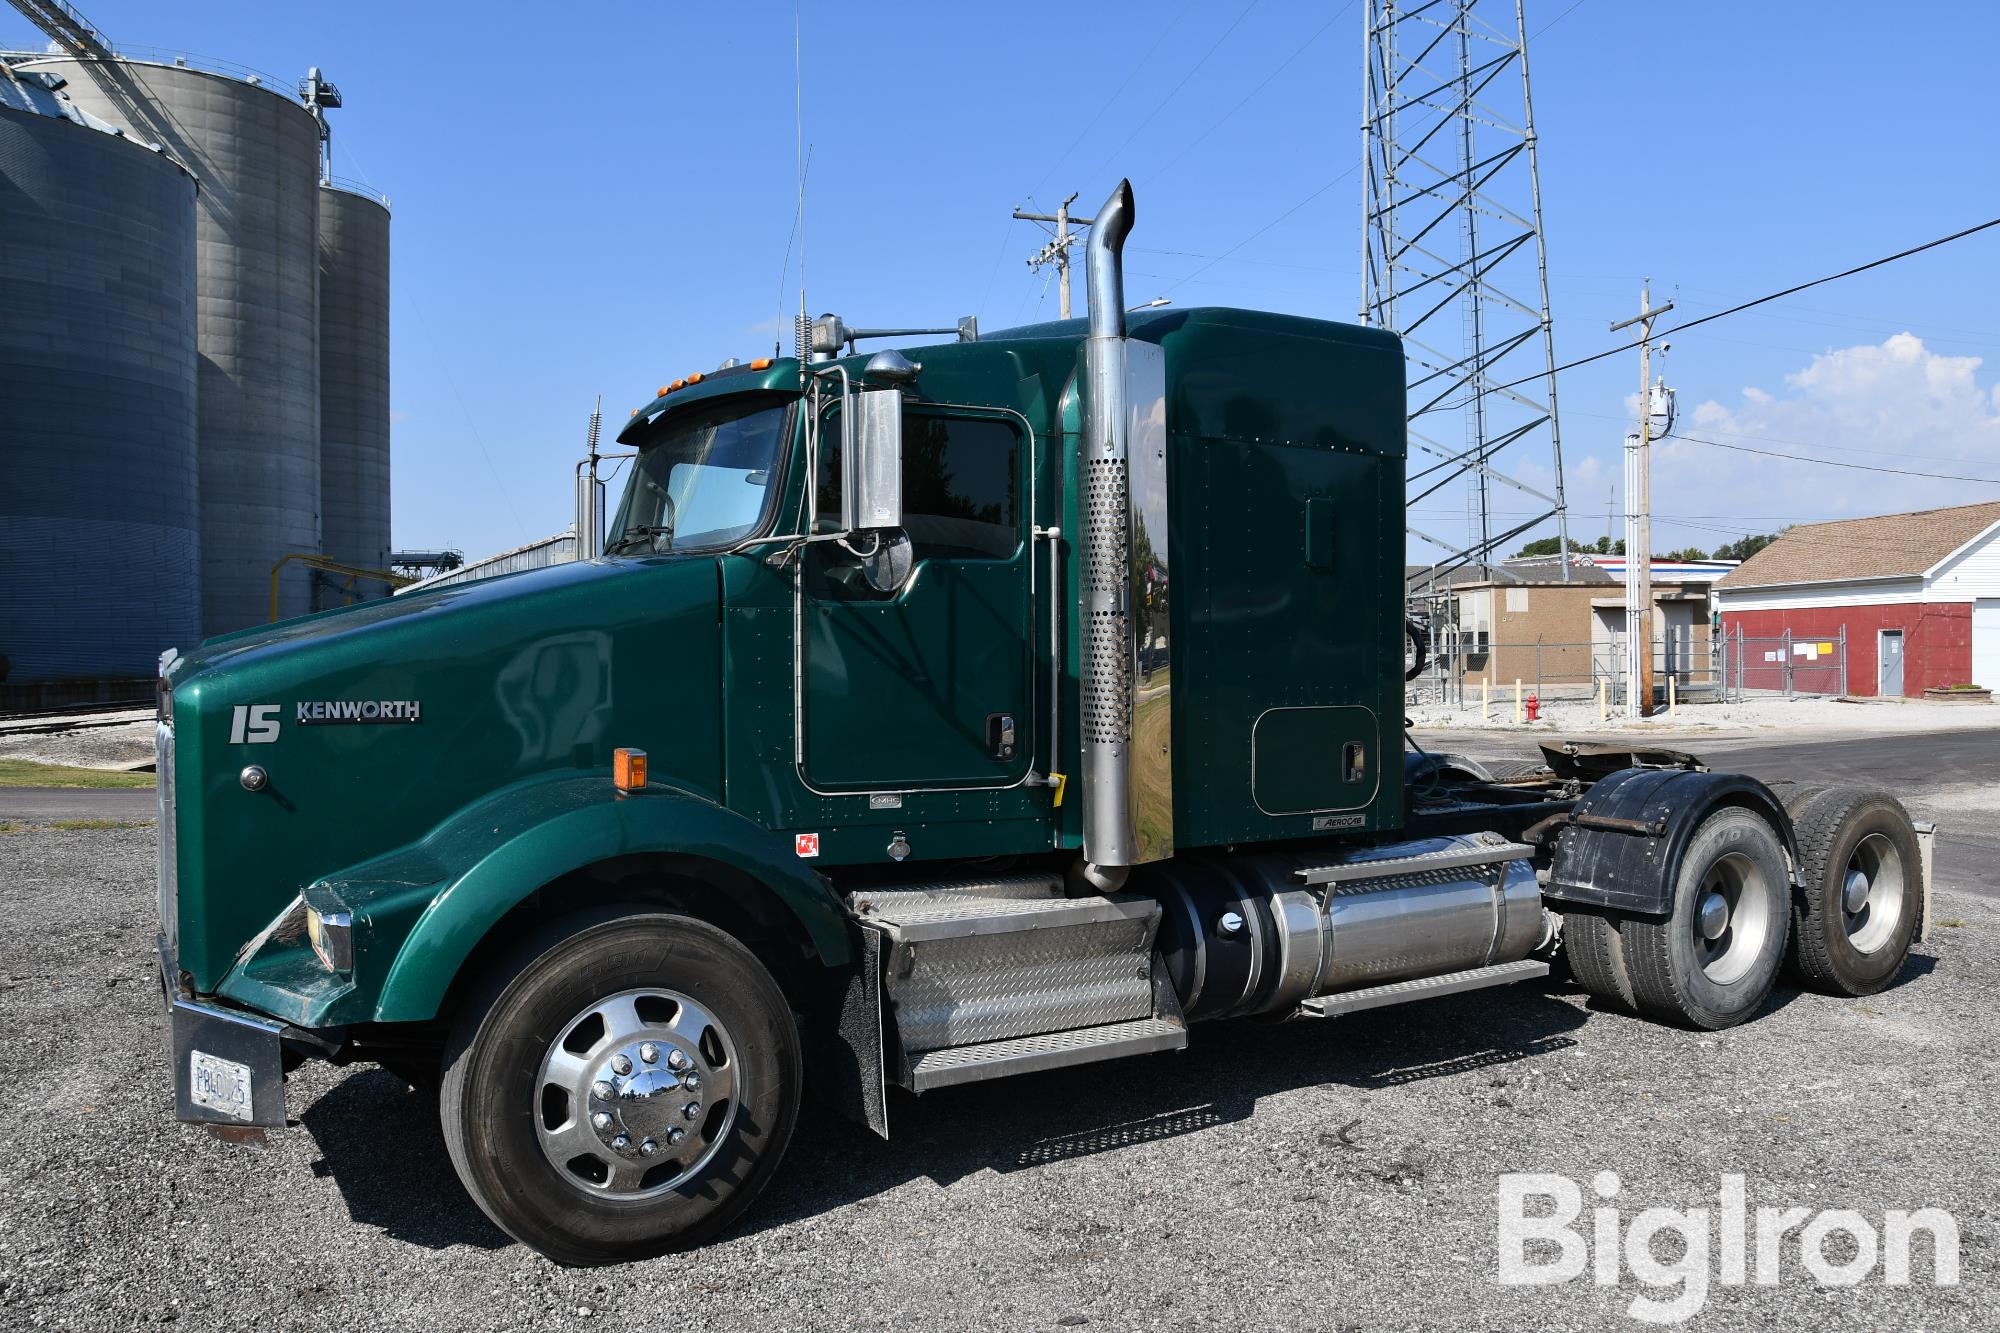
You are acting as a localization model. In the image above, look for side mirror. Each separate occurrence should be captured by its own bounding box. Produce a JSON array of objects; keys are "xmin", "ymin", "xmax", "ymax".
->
[{"xmin": 844, "ymin": 388, "xmax": 903, "ymax": 531}]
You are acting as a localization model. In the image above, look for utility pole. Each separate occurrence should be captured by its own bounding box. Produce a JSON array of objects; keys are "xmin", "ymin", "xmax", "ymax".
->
[
  {"xmin": 1610, "ymin": 283, "xmax": 1673, "ymax": 718},
  {"xmin": 1015, "ymin": 192, "xmax": 1093, "ymax": 320}
]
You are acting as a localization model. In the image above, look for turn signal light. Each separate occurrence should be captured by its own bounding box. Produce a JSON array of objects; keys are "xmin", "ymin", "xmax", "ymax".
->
[{"xmin": 614, "ymin": 747, "xmax": 648, "ymax": 793}]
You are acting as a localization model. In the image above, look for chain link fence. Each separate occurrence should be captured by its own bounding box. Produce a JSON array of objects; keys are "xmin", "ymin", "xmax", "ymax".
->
[{"xmin": 1407, "ymin": 624, "xmax": 1850, "ymax": 707}]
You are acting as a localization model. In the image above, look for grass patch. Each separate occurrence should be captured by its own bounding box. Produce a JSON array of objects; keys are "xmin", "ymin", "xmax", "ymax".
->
[
  {"xmin": 0, "ymin": 820, "xmax": 21, "ymax": 835},
  {"xmin": 0, "ymin": 758, "xmax": 154, "ymax": 789},
  {"xmin": 46, "ymin": 818, "xmax": 155, "ymax": 832},
  {"xmin": 1936, "ymin": 918, "xmax": 1968, "ymax": 929}
]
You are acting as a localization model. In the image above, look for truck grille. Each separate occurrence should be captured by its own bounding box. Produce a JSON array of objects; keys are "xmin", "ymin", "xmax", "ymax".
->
[{"xmin": 155, "ymin": 719, "xmax": 177, "ymax": 954}]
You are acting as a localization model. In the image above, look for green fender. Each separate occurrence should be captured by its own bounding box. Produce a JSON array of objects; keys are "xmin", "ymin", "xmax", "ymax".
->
[{"xmin": 343, "ymin": 773, "xmax": 852, "ymax": 1024}]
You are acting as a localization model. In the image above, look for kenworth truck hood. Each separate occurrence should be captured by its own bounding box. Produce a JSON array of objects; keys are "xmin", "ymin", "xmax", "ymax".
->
[{"xmin": 163, "ymin": 556, "xmax": 726, "ymax": 991}]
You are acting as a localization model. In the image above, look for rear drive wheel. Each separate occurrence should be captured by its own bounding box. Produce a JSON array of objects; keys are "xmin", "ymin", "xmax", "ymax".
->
[
  {"xmin": 440, "ymin": 911, "xmax": 801, "ymax": 1265},
  {"xmin": 1562, "ymin": 910, "xmax": 1636, "ymax": 1010},
  {"xmin": 1788, "ymin": 787, "xmax": 1922, "ymax": 996},
  {"xmin": 1622, "ymin": 807, "xmax": 1790, "ymax": 1029}
]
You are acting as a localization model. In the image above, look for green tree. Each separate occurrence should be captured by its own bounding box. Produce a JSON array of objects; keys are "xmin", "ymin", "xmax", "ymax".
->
[
  {"xmin": 1663, "ymin": 546, "xmax": 1710, "ymax": 562},
  {"xmin": 1512, "ymin": 536, "xmax": 1593, "ymax": 559},
  {"xmin": 1711, "ymin": 531, "xmax": 1783, "ymax": 561}
]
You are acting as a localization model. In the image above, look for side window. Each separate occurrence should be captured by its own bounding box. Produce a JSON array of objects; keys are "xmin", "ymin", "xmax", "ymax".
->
[
  {"xmin": 816, "ymin": 410, "xmax": 1022, "ymax": 560},
  {"xmin": 901, "ymin": 414, "xmax": 1020, "ymax": 560}
]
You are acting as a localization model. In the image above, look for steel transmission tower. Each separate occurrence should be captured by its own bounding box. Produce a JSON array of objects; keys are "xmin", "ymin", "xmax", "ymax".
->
[{"xmin": 1362, "ymin": 0, "xmax": 1570, "ymax": 581}]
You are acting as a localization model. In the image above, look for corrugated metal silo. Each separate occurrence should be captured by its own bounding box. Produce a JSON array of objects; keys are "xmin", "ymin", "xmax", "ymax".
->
[
  {"xmin": 0, "ymin": 69, "xmax": 200, "ymax": 682},
  {"xmin": 22, "ymin": 56, "xmax": 324, "ymax": 631},
  {"xmin": 318, "ymin": 182, "xmax": 392, "ymax": 586}
]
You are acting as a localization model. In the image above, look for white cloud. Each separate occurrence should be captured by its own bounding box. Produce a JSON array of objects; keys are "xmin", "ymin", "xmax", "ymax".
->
[{"xmin": 1649, "ymin": 334, "xmax": 2000, "ymax": 538}]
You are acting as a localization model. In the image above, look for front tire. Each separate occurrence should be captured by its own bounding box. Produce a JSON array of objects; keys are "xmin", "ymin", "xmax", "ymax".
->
[
  {"xmin": 1622, "ymin": 807, "xmax": 1790, "ymax": 1029},
  {"xmin": 440, "ymin": 911, "xmax": 802, "ymax": 1265}
]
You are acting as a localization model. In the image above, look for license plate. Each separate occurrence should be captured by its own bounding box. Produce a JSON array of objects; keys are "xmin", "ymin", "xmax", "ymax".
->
[{"xmin": 190, "ymin": 1049, "xmax": 254, "ymax": 1122}]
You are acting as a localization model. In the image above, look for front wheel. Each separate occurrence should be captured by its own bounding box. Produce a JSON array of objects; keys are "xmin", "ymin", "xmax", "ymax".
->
[{"xmin": 440, "ymin": 911, "xmax": 802, "ymax": 1265}]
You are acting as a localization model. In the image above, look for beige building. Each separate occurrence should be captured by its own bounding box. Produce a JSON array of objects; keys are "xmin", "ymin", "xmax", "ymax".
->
[{"xmin": 1447, "ymin": 577, "xmax": 1713, "ymax": 692}]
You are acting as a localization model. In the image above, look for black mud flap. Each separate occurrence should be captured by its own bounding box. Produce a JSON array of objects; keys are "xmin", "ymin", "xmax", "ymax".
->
[
  {"xmin": 1543, "ymin": 767, "xmax": 1798, "ymax": 916},
  {"xmin": 170, "ymin": 997, "xmax": 288, "ymax": 1130},
  {"xmin": 824, "ymin": 922, "xmax": 888, "ymax": 1138}
]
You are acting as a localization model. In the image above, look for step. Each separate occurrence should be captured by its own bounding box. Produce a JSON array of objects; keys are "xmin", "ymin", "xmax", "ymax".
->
[
  {"xmin": 1297, "ymin": 959, "xmax": 1550, "ymax": 1018},
  {"xmin": 906, "ymin": 1017, "xmax": 1188, "ymax": 1092},
  {"xmin": 1296, "ymin": 839, "xmax": 1534, "ymax": 887},
  {"xmin": 854, "ymin": 874, "xmax": 1156, "ymax": 943}
]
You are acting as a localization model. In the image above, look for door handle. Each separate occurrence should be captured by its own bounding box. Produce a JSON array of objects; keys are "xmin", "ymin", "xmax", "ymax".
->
[{"xmin": 986, "ymin": 713, "xmax": 1016, "ymax": 761}]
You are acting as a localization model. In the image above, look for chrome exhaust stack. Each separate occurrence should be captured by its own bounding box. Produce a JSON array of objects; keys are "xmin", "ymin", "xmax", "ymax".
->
[{"xmin": 1080, "ymin": 179, "xmax": 1138, "ymax": 875}]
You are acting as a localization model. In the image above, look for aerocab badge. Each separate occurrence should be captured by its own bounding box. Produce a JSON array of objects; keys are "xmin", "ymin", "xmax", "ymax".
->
[{"xmin": 295, "ymin": 699, "xmax": 423, "ymax": 725}]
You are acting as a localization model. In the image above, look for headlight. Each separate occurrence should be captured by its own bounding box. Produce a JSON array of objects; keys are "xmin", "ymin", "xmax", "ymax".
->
[{"xmin": 306, "ymin": 909, "xmax": 353, "ymax": 972}]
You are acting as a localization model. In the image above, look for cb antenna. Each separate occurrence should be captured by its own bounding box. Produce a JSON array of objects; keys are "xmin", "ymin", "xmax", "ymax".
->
[{"xmin": 793, "ymin": 1, "xmax": 810, "ymax": 375}]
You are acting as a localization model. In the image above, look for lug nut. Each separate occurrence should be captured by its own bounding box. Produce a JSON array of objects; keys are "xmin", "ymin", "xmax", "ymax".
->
[
  {"xmin": 591, "ymin": 1111, "xmax": 613, "ymax": 1132},
  {"xmin": 639, "ymin": 1042, "xmax": 660, "ymax": 1064},
  {"xmin": 682, "ymin": 1101, "xmax": 701, "ymax": 1122},
  {"xmin": 611, "ymin": 1134, "xmax": 630, "ymax": 1150},
  {"xmin": 666, "ymin": 1049, "xmax": 690, "ymax": 1071},
  {"xmin": 611, "ymin": 1054, "xmax": 632, "ymax": 1076},
  {"xmin": 592, "ymin": 1080, "xmax": 615, "ymax": 1100},
  {"xmin": 666, "ymin": 1127, "xmax": 686, "ymax": 1146},
  {"xmin": 681, "ymin": 1073, "xmax": 701, "ymax": 1094},
  {"xmin": 639, "ymin": 1138, "xmax": 659, "ymax": 1156}
]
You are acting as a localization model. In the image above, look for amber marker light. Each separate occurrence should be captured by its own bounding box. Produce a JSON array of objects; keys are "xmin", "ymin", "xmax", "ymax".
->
[
  {"xmin": 749, "ymin": 357, "xmax": 774, "ymax": 370},
  {"xmin": 613, "ymin": 747, "xmax": 649, "ymax": 793}
]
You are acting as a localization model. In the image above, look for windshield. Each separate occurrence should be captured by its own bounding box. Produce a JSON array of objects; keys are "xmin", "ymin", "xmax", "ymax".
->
[{"xmin": 607, "ymin": 396, "xmax": 793, "ymax": 554}]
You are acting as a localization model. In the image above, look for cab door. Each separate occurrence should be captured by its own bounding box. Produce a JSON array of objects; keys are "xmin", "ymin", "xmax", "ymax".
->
[{"xmin": 799, "ymin": 406, "xmax": 1034, "ymax": 791}]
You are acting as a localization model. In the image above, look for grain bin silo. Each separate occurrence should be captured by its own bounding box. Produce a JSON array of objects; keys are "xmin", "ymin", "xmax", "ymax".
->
[
  {"xmin": 0, "ymin": 66, "xmax": 200, "ymax": 684},
  {"xmin": 20, "ymin": 54, "xmax": 324, "ymax": 631},
  {"xmin": 318, "ymin": 181, "xmax": 392, "ymax": 584}
]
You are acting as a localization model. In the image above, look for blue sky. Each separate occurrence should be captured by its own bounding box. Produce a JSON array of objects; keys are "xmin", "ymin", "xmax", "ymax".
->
[{"xmin": 15, "ymin": 1, "xmax": 2000, "ymax": 563}]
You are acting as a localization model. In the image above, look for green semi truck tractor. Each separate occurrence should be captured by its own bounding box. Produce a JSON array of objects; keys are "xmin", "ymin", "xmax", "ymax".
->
[{"xmin": 152, "ymin": 182, "xmax": 1929, "ymax": 1263}]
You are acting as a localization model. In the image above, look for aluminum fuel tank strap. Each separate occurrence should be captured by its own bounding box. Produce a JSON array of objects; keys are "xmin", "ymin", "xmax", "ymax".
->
[{"xmin": 1295, "ymin": 840, "xmax": 1535, "ymax": 886}]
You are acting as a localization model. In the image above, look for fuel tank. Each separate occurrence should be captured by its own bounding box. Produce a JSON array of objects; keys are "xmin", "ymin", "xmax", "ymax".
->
[{"xmin": 1145, "ymin": 833, "xmax": 1545, "ymax": 1021}]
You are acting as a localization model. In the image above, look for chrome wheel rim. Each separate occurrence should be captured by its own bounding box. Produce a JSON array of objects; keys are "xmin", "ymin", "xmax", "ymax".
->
[
  {"xmin": 534, "ymin": 988, "xmax": 739, "ymax": 1198},
  {"xmin": 1841, "ymin": 832, "xmax": 1905, "ymax": 955},
  {"xmin": 1691, "ymin": 851, "xmax": 1772, "ymax": 986}
]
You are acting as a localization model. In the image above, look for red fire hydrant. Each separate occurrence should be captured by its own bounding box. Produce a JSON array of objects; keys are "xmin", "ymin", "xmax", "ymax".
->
[{"xmin": 1526, "ymin": 692, "xmax": 1541, "ymax": 722}]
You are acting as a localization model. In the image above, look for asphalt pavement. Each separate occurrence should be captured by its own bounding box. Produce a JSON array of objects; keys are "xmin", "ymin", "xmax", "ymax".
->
[{"xmin": 0, "ymin": 786, "xmax": 156, "ymax": 823}]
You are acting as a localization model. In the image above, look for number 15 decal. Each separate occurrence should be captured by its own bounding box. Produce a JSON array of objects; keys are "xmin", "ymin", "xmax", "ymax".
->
[{"xmin": 229, "ymin": 704, "xmax": 281, "ymax": 744}]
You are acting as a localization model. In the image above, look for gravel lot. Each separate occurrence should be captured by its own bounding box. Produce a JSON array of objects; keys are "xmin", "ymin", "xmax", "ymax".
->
[{"xmin": 2, "ymin": 824, "xmax": 1994, "ymax": 1331}]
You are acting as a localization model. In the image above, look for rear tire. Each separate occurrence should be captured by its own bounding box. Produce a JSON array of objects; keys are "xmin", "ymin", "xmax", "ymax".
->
[
  {"xmin": 1562, "ymin": 910, "xmax": 1635, "ymax": 1011},
  {"xmin": 1622, "ymin": 807, "xmax": 1790, "ymax": 1029},
  {"xmin": 440, "ymin": 911, "xmax": 802, "ymax": 1265},
  {"xmin": 1787, "ymin": 787, "xmax": 1922, "ymax": 996}
]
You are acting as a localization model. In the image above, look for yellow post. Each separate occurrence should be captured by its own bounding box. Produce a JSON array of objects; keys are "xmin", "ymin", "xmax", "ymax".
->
[
  {"xmin": 1513, "ymin": 678, "xmax": 1523, "ymax": 725},
  {"xmin": 1598, "ymin": 676, "xmax": 1608, "ymax": 722},
  {"xmin": 1669, "ymin": 675, "xmax": 1677, "ymax": 718}
]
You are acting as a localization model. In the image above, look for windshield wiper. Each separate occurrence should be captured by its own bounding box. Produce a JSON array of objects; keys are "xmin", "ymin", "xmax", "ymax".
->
[{"xmin": 607, "ymin": 523, "xmax": 674, "ymax": 555}]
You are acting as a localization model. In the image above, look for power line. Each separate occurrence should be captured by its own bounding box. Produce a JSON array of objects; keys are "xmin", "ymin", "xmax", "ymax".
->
[
  {"xmin": 1089, "ymin": 0, "xmax": 1265, "ymax": 182},
  {"xmin": 1531, "ymin": 0, "xmax": 1594, "ymax": 38},
  {"xmin": 1673, "ymin": 433, "xmax": 2000, "ymax": 485},
  {"xmin": 1143, "ymin": 2, "xmax": 1352, "ymax": 183},
  {"xmin": 1159, "ymin": 169, "xmax": 1353, "ymax": 296},
  {"xmin": 1487, "ymin": 214, "xmax": 2000, "ymax": 395},
  {"xmin": 1029, "ymin": 2, "xmax": 1196, "ymax": 199}
]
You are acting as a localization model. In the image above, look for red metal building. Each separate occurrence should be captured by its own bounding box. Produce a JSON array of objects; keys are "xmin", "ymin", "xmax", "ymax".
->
[{"xmin": 1714, "ymin": 501, "xmax": 2000, "ymax": 697}]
